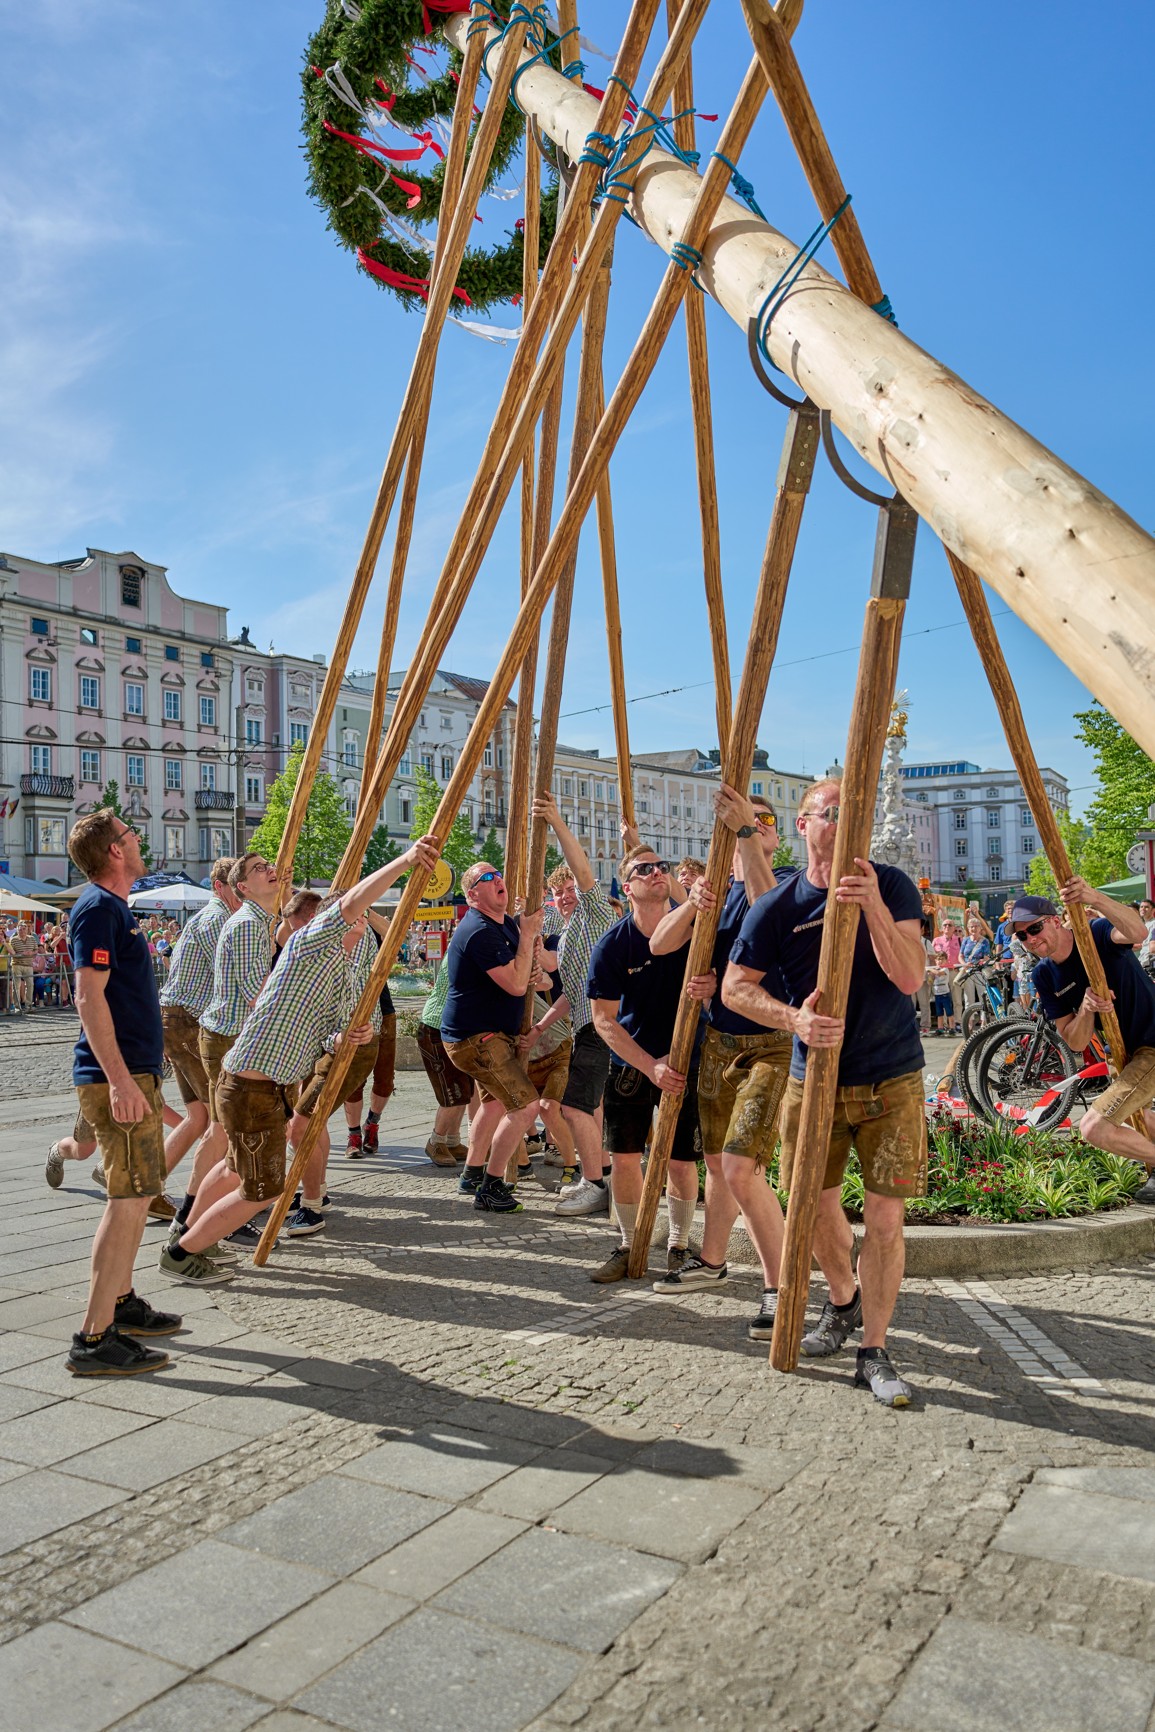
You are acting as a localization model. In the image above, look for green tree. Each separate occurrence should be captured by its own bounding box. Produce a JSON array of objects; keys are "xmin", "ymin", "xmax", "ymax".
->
[
  {"xmin": 1073, "ymin": 702, "xmax": 1155, "ymax": 885},
  {"xmin": 477, "ymin": 826, "xmax": 504, "ymax": 875},
  {"xmin": 362, "ymin": 823, "xmax": 401, "ymax": 874},
  {"xmin": 249, "ymin": 743, "xmax": 352, "ymax": 884},
  {"xmin": 98, "ymin": 777, "xmax": 154, "ymax": 870},
  {"xmin": 772, "ymin": 837, "xmax": 796, "ymax": 870},
  {"xmin": 545, "ymin": 844, "xmax": 564, "ymax": 879},
  {"xmin": 410, "ymin": 765, "xmax": 477, "ymax": 876},
  {"xmin": 1025, "ymin": 813, "xmax": 1091, "ymax": 901}
]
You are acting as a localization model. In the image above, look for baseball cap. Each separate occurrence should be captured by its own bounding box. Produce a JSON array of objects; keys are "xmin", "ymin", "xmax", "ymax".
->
[{"xmin": 1008, "ymin": 895, "xmax": 1057, "ymax": 929}]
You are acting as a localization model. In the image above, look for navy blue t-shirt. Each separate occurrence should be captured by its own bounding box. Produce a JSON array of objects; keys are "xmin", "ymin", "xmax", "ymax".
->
[
  {"xmin": 711, "ymin": 869, "xmax": 797, "ymax": 1035},
  {"xmin": 587, "ymin": 916, "xmax": 703, "ymax": 1065},
  {"xmin": 70, "ymin": 884, "xmax": 164, "ymax": 1085},
  {"xmin": 442, "ymin": 909, "xmax": 523, "ymax": 1042},
  {"xmin": 730, "ymin": 864, "xmax": 923, "ymax": 1085},
  {"xmin": 1033, "ymin": 916, "xmax": 1155, "ymax": 1053}
]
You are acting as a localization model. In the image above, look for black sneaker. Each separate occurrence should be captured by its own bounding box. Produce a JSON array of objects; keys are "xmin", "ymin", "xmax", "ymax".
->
[
  {"xmin": 474, "ymin": 1175, "xmax": 523, "ymax": 1214},
  {"xmin": 291, "ymin": 1192, "xmax": 332, "ymax": 1212},
  {"xmin": 801, "ymin": 1291, "xmax": 863, "ymax": 1358},
  {"xmin": 67, "ymin": 1327, "xmax": 170, "ymax": 1377},
  {"xmin": 286, "ymin": 1205, "xmax": 326, "ymax": 1237},
  {"xmin": 746, "ymin": 1290, "xmax": 779, "ymax": 1341},
  {"xmin": 1134, "ymin": 1176, "xmax": 1155, "ymax": 1206},
  {"xmin": 114, "ymin": 1292, "xmax": 183, "ymax": 1336},
  {"xmin": 458, "ymin": 1166, "xmax": 484, "ymax": 1195},
  {"xmin": 652, "ymin": 1254, "xmax": 726, "ymax": 1295},
  {"xmin": 854, "ymin": 1348, "xmax": 914, "ymax": 1408},
  {"xmin": 226, "ymin": 1220, "xmax": 264, "ymax": 1246}
]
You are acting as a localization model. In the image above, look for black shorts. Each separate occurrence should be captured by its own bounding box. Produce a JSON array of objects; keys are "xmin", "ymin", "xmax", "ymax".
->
[
  {"xmin": 603, "ymin": 1061, "xmax": 701, "ymax": 1162},
  {"xmin": 561, "ymin": 1022, "xmax": 611, "ymax": 1114}
]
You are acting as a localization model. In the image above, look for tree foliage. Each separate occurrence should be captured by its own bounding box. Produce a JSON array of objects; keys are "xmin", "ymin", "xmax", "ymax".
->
[
  {"xmin": 249, "ymin": 744, "xmax": 352, "ymax": 884},
  {"xmin": 772, "ymin": 838, "xmax": 796, "ymax": 870},
  {"xmin": 99, "ymin": 778, "xmax": 154, "ymax": 869},
  {"xmin": 1026, "ymin": 813, "xmax": 1091, "ymax": 901},
  {"xmin": 362, "ymin": 823, "xmax": 401, "ymax": 875},
  {"xmin": 1073, "ymin": 702, "xmax": 1155, "ymax": 886},
  {"xmin": 477, "ymin": 826, "xmax": 505, "ymax": 877},
  {"xmin": 410, "ymin": 765, "xmax": 477, "ymax": 876}
]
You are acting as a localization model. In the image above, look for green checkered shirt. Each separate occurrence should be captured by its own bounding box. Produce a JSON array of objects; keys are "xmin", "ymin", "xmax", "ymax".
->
[
  {"xmin": 421, "ymin": 960, "xmax": 450, "ymax": 1030},
  {"xmin": 159, "ymin": 895, "xmax": 231, "ymax": 1017},
  {"xmin": 200, "ymin": 899, "xmax": 275, "ymax": 1039}
]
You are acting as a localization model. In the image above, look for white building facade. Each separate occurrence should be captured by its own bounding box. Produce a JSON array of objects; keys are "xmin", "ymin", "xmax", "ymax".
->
[{"xmin": 900, "ymin": 759, "xmax": 1070, "ymax": 911}]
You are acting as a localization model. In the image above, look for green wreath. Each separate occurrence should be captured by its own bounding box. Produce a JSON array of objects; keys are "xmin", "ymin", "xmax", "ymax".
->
[{"xmin": 302, "ymin": 0, "xmax": 559, "ymax": 314}]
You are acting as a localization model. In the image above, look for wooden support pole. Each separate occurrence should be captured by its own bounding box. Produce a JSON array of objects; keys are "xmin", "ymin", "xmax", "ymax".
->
[
  {"xmin": 628, "ymin": 402, "xmax": 820, "ymax": 1275},
  {"xmin": 946, "ymin": 546, "xmax": 1141, "ymax": 1103},
  {"xmin": 595, "ymin": 437, "xmax": 636, "ymax": 830}
]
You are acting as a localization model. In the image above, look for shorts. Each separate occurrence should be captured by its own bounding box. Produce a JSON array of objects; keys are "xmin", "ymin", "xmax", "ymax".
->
[
  {"xmin": 296, "ymin": 1035, "xmax": 380, "ymax": 1118},
  {"xmin": 526, "ymin": 1039, "xmax": 572, "ymax": 1103},
  {"xmin": 162, "ymin": 1004, "xmax": 209, "ymax": 1105},
  {"xmin": 73, "ymin": 1108, "xmax": 95, "ymax": 1145},
  {"xmin": 443, "ymin": 1031, "xmax": 538, "ymax": 1112},
  {"xmin": 697, "ymin": 1024, "xmax": 793, "ymax": 1162},
  {"xmin": 75, "ymin": 1074, "xmax": 166, "ymax": 1201},
  {"xmin": 933, "ymin": 993, "xmax": 953, "ymax": 1018},
  {"xmin": 603, "ymin": 1061, "xmax": 701, "ymax": 1162},
  {"xmin": 199, "ymin": 1027, "xmax": 237, "ymax": 1123},
  {"xmin": 217, "ymin": 1072, "xmax": 293, "ymax": 1204},
  {"xmin": 372, "ymin": 1012, "xmax": 397, "ymax": 1103},
  {"xmin": 1093, "ymin": 1045, "xmax": 1155, "ymax": 1125},
  {"xmin": 561, "ymin": 1021, "xmax": 611, "ymax": 1114},
  {"xmin": 778, "ymin": 1067, "xmax": 928, "ymax": 1200},
  {"xmin": 417, "ymin": 1023, "xmax": 473, "ymax": 1108}
]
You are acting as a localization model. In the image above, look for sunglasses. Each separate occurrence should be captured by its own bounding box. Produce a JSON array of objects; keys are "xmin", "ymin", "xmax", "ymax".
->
[
  {"xmin": 1017, "ymin": 918, "xmax": 1048, "ymax": 939},
  {"xmin": 472, "ymin": 870, "xmax": 503, "ymax": 885},
  {"xmin": 627, "ymin": 860, "xmax": 670, "ymax": 880},
  {"xmin": 802, "ymin": 804, "xmax": 840, "ymax": 823},
  {"xmin": 754, "ymin": 811, "xmax": 778, "ymax": 830}
]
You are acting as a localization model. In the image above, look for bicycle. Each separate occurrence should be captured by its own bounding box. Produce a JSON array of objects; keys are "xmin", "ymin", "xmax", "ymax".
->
[
  {"xmin": 955, "ymin": 958, "xmax": 1029, "ymax": 1039},
  {"xmin": 956, "ymin": 1013, "xmax": 1110, "ymax": 1130}
]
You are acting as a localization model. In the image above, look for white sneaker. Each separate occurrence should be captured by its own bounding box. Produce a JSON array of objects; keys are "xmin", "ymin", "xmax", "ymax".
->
[{"xmin": 556, "ymin": 1177, "xmax": 610, "ymax": 1216}]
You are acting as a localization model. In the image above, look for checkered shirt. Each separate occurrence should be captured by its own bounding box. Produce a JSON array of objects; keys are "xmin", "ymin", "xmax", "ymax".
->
[
  {"xmin": 199, "ymin": 899, "xmax": 275, "ymax": 1039},
  {"xmin": 542, "ymin": 904, "xmax": 566, "ymax": 939},
  {"xmin": 557, "ymin": 883, "xmax": 617, "ymax": 1034},
  {"xmin": 159, "ymin": 896, "xmax": 231, "ymax": 1016},
  {"xmin": 420, "ymin": 959, "xmax": 450, "ymax": 1030}
]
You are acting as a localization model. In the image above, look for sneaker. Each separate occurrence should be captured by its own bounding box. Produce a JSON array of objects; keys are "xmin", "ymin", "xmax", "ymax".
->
[
  {"xmin": 801, "ymin": 1291, "xmax": 863, "ymax": 1358},
  {"xmin": 746, "ymin": 1290, "xmax": 779, "ymax": 1341},
  {"xmin": 652, "ymin": 1254, "xmax": 727, "ymax": 1295},
  {"xmin": 558, "ymin": 1167, "xmax": 581, "ymax": 1194},
  {"xmin": 291, "ymin": 1191, "xmax": 331, "ymax": 1213},
  {"xmin": 114, "ymin": 1291, "xmax": 182, "ymax": 1336},
  {"xmin": 524, "ymin": 1131, "xmax": 547, "ymax": 1157},
  {"xmin": 45, "ymin": 1142, "xmax": 64, "ymax": 1189},
  {"xmin": 202, "ymin": 1239, "xmax": 239, "ymax": 1264},
  {"xmin": 226, "ymin": 1220, "xmax": 264, "ymax": 1246},
  {"xmin": 157, "ymin": 1245, "xmax": 236, "ymax": 1285},
  {"xmin": 67, "ymin": 1327, "xmax": 169, "ymax": 1378},
  {"xmin": 475, "ymin": 1175, "xmax": 523, "ymax": 1214},
  {"xmin": 147, "ymin": 1193, "xmax": 178, "ymax": 1222},
  {"xmin": 556, "ymin": 1177, "xmax": 610, "ymax": 1217},
  {"xmin": 458, "ymin": 1165, "xmax": 484, "ymax": 1195},
  {"xmin": 286, "ymin": 1205, "xmax": 326, "ymax": 1237},
  {"xmin": 1134, "ymin": 1176, "xmax": 1155, "ymax": 1206},
  {"xmin": 425, "ymin": 1136, "xmax": 458, "ymax": 1168},
  {"xmin": 854, "ymin": 1348, "xmax": 914, "ymax": 1408},
  {"xmin": 346, "ymin": 1128, "xmax": 364, "ymax": 1158},
  {"xmin": 542, "ymin": 1143, "xmax": 568, "ymax": 1167},
  {"xmin": 590, "ymin": 1243, "xmax": 635, "ymax": 1283},
  {"xmin": 362, "ymin": 1120, "xmax": 379, "ymax": 1153}
]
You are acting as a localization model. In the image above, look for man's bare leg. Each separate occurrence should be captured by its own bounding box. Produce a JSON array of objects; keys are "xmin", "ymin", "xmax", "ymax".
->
[
  {"xmin": 858, "ymin": 1192, "xmax": 906, "ymax": 1349},
  {"xmin": 810, "ymin": 1184, "xmax": 857, "ymax": 1307},
  {"xmin": 562, "ymin": 1105, "xmax": 604, "ymax": 1183},
  {"xmin": 700, "ymin": 1151, "xmax": 741, "ymax": 1266},
  {"xmin": 1079, "ymin": 1106, "xmax": 1155, "ymax": 1172},
  {"xmin": 721, "ymin": 1152, "xmax": 785, "ymax": 1287},
  {"xmin": 81, "ymin": 1196, "xmax": 153, "ymax": 1334}
]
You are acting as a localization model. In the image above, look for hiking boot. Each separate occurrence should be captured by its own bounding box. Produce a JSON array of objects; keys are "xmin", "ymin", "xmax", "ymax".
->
[
  {"xmin": 542, "ymin": 1143, "xmax": 568, "ymax": 1167},
  {"xmin": 590, "ymin": 1244, "xmax": 635, "ymax": 1284},
  {"xmin": 556, "ymin": 1177, "xmax": 610, "ymax": 1216},
  {"xmin": 157, "ymin": 1245, "xmax": 236, "ymax": 1285},
  {"xmin": 746, "ymin": 1290, "xmax": 779, "ymax": 1341},
  {"xmin": 801, "ymin": 1291, "xmax": 863, "ymax": 1358},
  {"xmin": 114, "ymin": 1291, "xmax": 182, "ymax": 1336},
  {"xmin": 45, "ymin": 1142, "xmax": 65, "ymax": 1189},
  {"xmin": 458, "ymin": 1165, "xmax": 484, "ymax": 1195},
  {"xmin": 426, "ymin": 1136, "xmax": 458, "ymax": 1167},
  {"xmin": 345, "ymin": 1127, "xmax": 364, "ymax": 1158},
  {"xmin": 286, "ymin": 1205, "xmax": 326, "ymax": 1237},
  {"xmin": 67, "ymin": 1328, "xmax": 169, "ymax": 1378},
  {"xmin": 652, "ymin": 1254, "xmax": 727, "ymax": 1295},
  {"xmin": 474, "ymin": 1174, "xmax": 523, "ymax": 1214},
  {"xmin": 148, "ymin": 1193, "xmax": 177, "ymax": 1222},
  {"xmin": 362, "ymin": 1119, "xmax": 379, "ymax": 1153},
  {"xmin": 854, "ymin": 1348, "xmax": 914, "ymax": 1408}
]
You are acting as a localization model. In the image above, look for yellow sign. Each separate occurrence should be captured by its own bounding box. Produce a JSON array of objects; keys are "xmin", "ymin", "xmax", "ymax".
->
[
  {"xmin": 421, "ymin": 858, "xmax": 455, "ymax": 902},
  {"xmin": 414, "ymin": 904, "xmax": 456, "ymax": 921}
]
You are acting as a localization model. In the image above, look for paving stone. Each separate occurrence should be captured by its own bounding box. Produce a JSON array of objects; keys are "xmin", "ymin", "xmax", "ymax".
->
[
  {"xmin": 1037, "ymin": 1465, "xmax": 1155, "ymax": 1502},
  {"xmin": 550, "ymin": 1462, "xmax": 766, "ymax": 1562},
  {"xmin": 277, "ymin": 1358, "xmax": 381, "ymax": 1391},
  {"xmin": 178, "ymin": 1390, "xmax": 320, "ymax": 1437},
  {"xmin": 439, "ymin": 1402, "xmax": 594, "ymax": 1448},
  {"xmin": 0, "ymin": 1621, "xmax": 184, "ymax": 1732},
  {"xmin": 994, "ymin": 1482, "xmax": 1155, "ymax": 1583},
  {"xmin": 0, "ymin": 1467, "xmax": 130, "ymax": 1551},
  {"xmin": 210, "ymin": 1580, "xmax": 414, "ymax": 1700},
  {"xmin": 113, "ymin": 1678, "xmax": 270, "ymax": 1732},
  {"xmin": 631, "ymin": 1437, "xmax": 810, "ymax": 1491},
  {"xmin": 0, "ymin": 1381, "xmax": 61, "ymax": 1422},
  {"xmin": 0, "ymin": 1456, "xmax": 31, "ymax": 1485},
  {"xmin": 247, "ymin": 1715, "xmax": 345, "ymax": 1732},
  {"xmin": 55, "ymin": 1417, "xmax": 242, "ymax": 1491},
  {"xmin": 473, "ymin": 1450, "xmax": 616, "ymax": 1522},
  {"xmin": 0, "ymin": 1391, "xmax": 158, "ymax": 1464},
  {"xmin": 434, "ymin": 1526, "xmax": 682, "ymax": 1652},
  {"xmin": 221, "ymin": 1475, "xmax": 447, "ymax": 1575},
  {"xmin": 66, "ymin": 1540, "xmax": 334, "ymax": 1668},
  {"xmin": 337, "ymin": 1425, "xmax": 539, "ymax": 1498},
  {"xmin": 882, "ymin": 1614, "xmax": 1155, "ymax": 1731},
  {"xmin": 352, "ymin": 1506, "xmax": 528, "ymax": 1599},
  {"xmin": 0, "ymin": 1327, "xmax": 69, "ymax": 1372},
  {"xmin": 295, "ymin": 1607, "xmax": 583, "ymax": 1732}
]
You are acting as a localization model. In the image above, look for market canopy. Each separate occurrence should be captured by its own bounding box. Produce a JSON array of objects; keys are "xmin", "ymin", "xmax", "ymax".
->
[
  {"xmin": 128, "ymin": 884, "xmax": 212, "ymax": 912},
  {"xmin": 0, "ymin": 888, "xmax": 60, "ymax": 915}
]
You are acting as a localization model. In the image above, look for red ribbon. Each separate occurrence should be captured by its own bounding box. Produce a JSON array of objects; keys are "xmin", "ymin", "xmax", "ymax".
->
[
  {"xmin": 322, "ymin": 121, "xmax": 426, "ymax": 204},
  {"xmin": 358, "ymin": 249, "xmax": 472, "ymax": 305},
  {"xmin": 421, "ymin": 0, "xmax": 470, "ymax": 31}
]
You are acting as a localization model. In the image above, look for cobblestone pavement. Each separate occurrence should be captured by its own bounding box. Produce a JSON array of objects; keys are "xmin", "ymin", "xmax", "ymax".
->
[{"xmin": 1, "ymin": 1012, "xmax": 1154, "ymax": 1731}]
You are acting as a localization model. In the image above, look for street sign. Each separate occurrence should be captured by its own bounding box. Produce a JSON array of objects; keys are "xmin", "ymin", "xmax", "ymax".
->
[
  {"xmin": 414, "ymin": 904, "xmax": 456, "ymax": 921},
  {"xmin": 426, "ymin": 932, "xmax": 445, "ymax": 959},
  {"xmin": 422, "ymin": 858, "xmax": 455, "ymax": 902}
]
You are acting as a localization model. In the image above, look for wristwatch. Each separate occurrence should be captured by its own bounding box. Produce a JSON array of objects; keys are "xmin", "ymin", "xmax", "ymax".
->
[{"xmin": 736, "ymin": 824, "xmax": 757, "ymax": 838}]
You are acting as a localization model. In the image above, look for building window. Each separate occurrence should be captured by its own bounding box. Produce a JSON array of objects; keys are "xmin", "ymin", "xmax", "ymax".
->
[
  {"xmin": 956, "ymin": 866, "xmax": 968, "ymax": 883},
  {"xmin": 421, "ymin": 753, "xmax": 434, "ymax": 775},
  {"xmin": 164, "ymin": 759, "xmax": 182, "ymax": 790},
  {"xmin": 245, "ymin": 719, "xmax": 262, "ymax": 746},
  {"xmin": 989, "ymin": 864, "xmax": 1002, "ymax": 882},
  {"xmin": 127, "ymin": 755, "xmax": 145, "ymax": 787},
  {"xmin": 987, "ymin": 836, "xmax": 1001, "ymax": 857},
  {"xmin": 985, "ymin": 785, "xmax": 999, "ymax": 798},
  {"xmin": 200, "ymin": 763, "xmax": 217, "ymax": 791},
  {"xmin": 484, "ymin": 745, "xmax": 494, "ymax": 769},
  {"xmin": 246, "ymin": 678, "xmax": 261, "ymax": 696},
  {"xmin": 289, "ymin": 722, "xmax": 308, "ymax": 747},
  {"xmin": 579, "ymin": 815, "xmax": 588, "ymax": 835},
  {"xmin": 595, "ymin": 782, "xmax": 604, "ymax": 800},
  {"xmin": 596, "ymin": 818, "xmax": 605, "ymax": 839},
  {"xmin": 31, "ymin": 744, "xmax": 52, "ymax": 775},
  {"xmin": 165, "ymin": 826, "xmax": 185, "ymax": 861},
  {"xmin": 497, "ymin": 749, "xmax": 505, "ymax": 770},
  {"xmin": 608, "ymin": 784, "xmax": 617, "ymax": 804},
  {"xmin": 28, "ymin": 816, "xmax": 66, "ymax": 855},
  {"xmin": 399, "ymin": 753, "xmax": 411, "ymax": 775},
  {"xmin": 30, "ymin": 617, "xmax": 49, "ymax": 636},
  {"xmin": 563, "ymin": 778, "xmax": 572, "ymax": 796},
  {"xmin": 200, "ymin": 652, "xmax": 214, "ymax": 669},
  {"xmin": 987, "ymin": 808, "xmax": 1000, "ymax": 827},
  {"xmin": 79, "ymin": 675, "xmax": 100, "ymax": 709},
  {"xmin": 121, "ymin": 568, "xmax": 142, "ymax": 607},
  {"xmin": 80, "ymin": 627, "xmax": 98, "ymax": 646},
  {"xmin": 441, "ymin": 755, "xmax": 453, "ymax": 781},
  {"xmin": 30, "ymin": 667, "xmax": 51, "ymax": 702},
  {"xmin": 80, "ymin": 749, "xmax": 101, "ymax": 783},
  {"xmin": 164, "ymin": 645, "xmax": 180, "ymax": 662},
  {"xmin": 200, "ymin": 696, "xmax": 216, "ymax": 728},
  {"xmin": 246, "ymin": 775, "xmax": 263, "ymax": 805},
  {"xmin": 440, "ymin": 713, "xmax": 452, "ymax": 730},
  {"xmin": 342, "ymin": 732, "xmax": 359, "ymax": 769},
  {"xmin": 955, "ymin": 839, "xmax": 967, "ymax": 858},
  {"xmin": 953, "ymin": 789, "xmax": 966, "ymax": 800},
  {"xmin": 1022, "ymin": 807, "xmax": 1034, "ymax": 827},
  {"xmin": 1022, "ymin": 835, "xmax": 1036, "ymax": 856},
  {"xmin": 163, "ymin": 689, "xmax": 181, "ymax": 722},
  {"xmin": 400, "ymin": 796, "xmax": 411, "ymax": 826},
  {"xmin": 125, "ymin": 636, "xmax": 142, "ymax": 654},
  {"xmin": 751, "ymin": 781, "xmax": 763, "ymax": 797},
  {"xmin": 124, "ymin": 682, "xmax": 144, "ymax": 717},
  {"xmin": 953, "ymin": 811, "xmax": 967, "ymax": 831}
]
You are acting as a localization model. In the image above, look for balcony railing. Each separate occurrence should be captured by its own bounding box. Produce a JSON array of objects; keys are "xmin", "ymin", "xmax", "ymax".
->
[
  {"xmin": 194, "ymin": 789, "xmax": 235, "ymax": 810},
  {"xmin": 20, "ymin": 774, "xmax": 75, "ymax": 799}
]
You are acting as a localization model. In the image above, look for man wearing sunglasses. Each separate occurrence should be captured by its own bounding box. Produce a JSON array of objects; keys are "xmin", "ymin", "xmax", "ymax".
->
[
  {"xmin": 1012, "ymin": 885, "xmax": 1155, "ymax": 1188},
  {"xmin": 723, "ymin": 778, "xmax": 926, "ymax": 1408},
  {"xmin": 442, "ymin": 861, "xmax": 545, "ymax": 1214},
  {"xmin": 586, "ymin": 846, "xmax": 715, "ymax": 1282}
]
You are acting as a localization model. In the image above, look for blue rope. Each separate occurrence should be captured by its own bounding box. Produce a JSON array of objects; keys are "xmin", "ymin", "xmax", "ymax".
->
[
  {"xmin": 561, "ymin": 58, "xmax": 586, "ymax": 80},
  {"xmin": 755, "ymin": 194, "xmax": 852, "ymax": 366},
  {"xmin": 670, "ymin": 240, "xmax": 704, "ymax": 290},
  {"xmin": 872, "ymin": 292, "xmax": 898, "ymax": 325},
  {"xmin": 480, "ymin": 2, "xmax": 550, "ymax": 86},
  {"xmin": 577, "ymin": 129, "xmax": 616, "ymax": 169},
  {"xmin": 712, "ymin": 151, "xmax": 765, "ymax": 220}
]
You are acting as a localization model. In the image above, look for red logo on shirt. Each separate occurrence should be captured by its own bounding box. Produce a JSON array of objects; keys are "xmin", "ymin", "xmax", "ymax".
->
[{"xmin": 92, "ymin": 948, "xmax": 110, "ymax": 965}]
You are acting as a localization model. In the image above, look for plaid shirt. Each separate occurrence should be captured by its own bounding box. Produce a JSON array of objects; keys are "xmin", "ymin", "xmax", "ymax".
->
[
  {"xmin": 223, "ymin": 903, "xmax": 379, "ymax": 1083},
  {"xmin": 200, "ymin": 899, "xmax": 275, "ymax": 1039},
  {"xmin": 420, "ymin": 960, "xmax": 450, "ymax": 1030},
  {"xmin": 160, "ymin": 896, "xmax": 231, "ymax": 1016},
  {"xmin": 542, "ymin": 904, "xmax": 566, "ymax": 939},
  {"xmin": 558, "ymin": 883, "xmax": 617, "ymax": 1034}
]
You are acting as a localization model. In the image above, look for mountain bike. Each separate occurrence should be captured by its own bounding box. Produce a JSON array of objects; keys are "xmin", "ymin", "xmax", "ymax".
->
[
  {"xmin": 956, "ymin": 1014, "xmax": 1109, "ymax": 1130},
  {"xmin": 955, "ymin": 959, "xmax": 1028, "ymax": 1039}
]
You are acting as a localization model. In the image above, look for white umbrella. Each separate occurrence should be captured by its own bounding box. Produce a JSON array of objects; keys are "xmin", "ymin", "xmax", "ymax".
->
[
  {"xmin": 0, "ymin": 888, "xmax": 60, "ymax": 915},
  {"xmin": 128, "ymin": 884, "xmax": 211, "ymax": 912}
]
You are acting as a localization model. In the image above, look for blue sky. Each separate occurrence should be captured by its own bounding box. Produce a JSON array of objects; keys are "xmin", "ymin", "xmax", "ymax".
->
[{"xmin": 3, "ymin": 1, "xmax": 1152, "ymax": 815}]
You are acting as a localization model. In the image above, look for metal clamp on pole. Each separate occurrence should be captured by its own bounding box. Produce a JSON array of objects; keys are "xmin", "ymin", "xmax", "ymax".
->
[
  {"xmin": 819, "ymin": 408, "xmax": 918, "ymax": 600},
  {"xmin": 746, "ymin": 313, "xmax": 811, "ymax": 412}
]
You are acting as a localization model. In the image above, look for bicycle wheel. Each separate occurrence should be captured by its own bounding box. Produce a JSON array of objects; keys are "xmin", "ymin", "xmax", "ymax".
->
[
  {"xmin": 961, "ymin": 1001, "xmax": 989, "ymax": 1040},
  {"xmin": 955, "ymin": 1023, "xmax": 998, "ymax": 1118},
  {"xmin": 968, "ymin": 1020, "xmax": 1080, "ymax": 1129}
]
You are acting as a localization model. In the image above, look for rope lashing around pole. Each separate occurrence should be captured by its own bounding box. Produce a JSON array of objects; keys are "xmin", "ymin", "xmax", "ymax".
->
[
  {"xmin": 872, "ymin": 291, "xmax": 898, "ymax": 323},
  {"xmin": 670, "ymin": 239, "xmax": 704, "ymax": 288},
  {"xmin": 753, "ymin": 192, "xmax": 852, "ymax": 369},
  {"xmin": 712, "ymin": 150, "xmax": 765, "ymax": 219}
]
